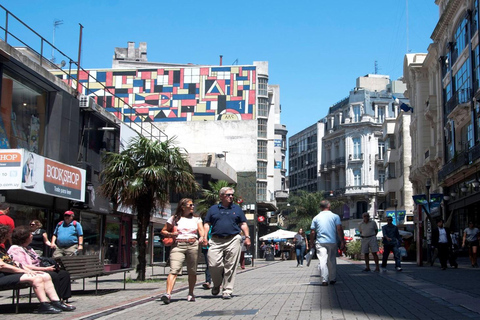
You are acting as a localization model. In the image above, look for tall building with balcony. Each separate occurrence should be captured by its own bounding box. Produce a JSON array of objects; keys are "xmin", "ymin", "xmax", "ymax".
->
[
  {"xmin": 321, "ymin": 75, "xmax": 408, "ymax": 227},
  {"xmin": 404, "ymin": 0, "xmax": 480, "ymax": 232},
  {"xmin": 290, "ymin": 74, "xmax": 410, "ymax": 236}
]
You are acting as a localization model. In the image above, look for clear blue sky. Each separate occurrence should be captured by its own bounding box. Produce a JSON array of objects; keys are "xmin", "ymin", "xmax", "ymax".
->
[{"xmin": 1, "ymin": 0, "xmax": 438, "ymax": 137}]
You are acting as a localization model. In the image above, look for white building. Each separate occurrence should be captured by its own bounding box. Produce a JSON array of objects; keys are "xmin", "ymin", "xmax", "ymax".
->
[{"xmin": 290, "ymin": 74, "xmax": 412, "ymax": 237}]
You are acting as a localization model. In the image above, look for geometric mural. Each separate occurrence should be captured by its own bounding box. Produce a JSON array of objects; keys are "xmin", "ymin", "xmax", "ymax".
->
[{"xmin": 58, "ymin": 66, "xmax": 257, "ymax": 123}]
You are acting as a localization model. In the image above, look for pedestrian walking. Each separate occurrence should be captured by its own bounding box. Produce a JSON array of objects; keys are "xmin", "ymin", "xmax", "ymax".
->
[
  {"xmin": 159, "ymin": 198, "xmax": 206, "ymax": 304},
  {"xmin": 204, "ymin": 187, "xmax": 250, "ymax": 299},
  {"xmin": 50, "ymin": 211, "xmax": 83, "ymax": 258},
  {"xmin": 309, "ymin": 200, "xmax": 345, "ymax": 286},
  {"xmin": 359, "ymin": 212, "xmax": 380, "ymax": 272},
  {"xmin": 293, "ymin": 228, "xmax": 308, "ymax": 267},
  {"xmin": 431, "ymin": 219, "xmax": 457, "ymax": 270},
  {"xmin": 462, "ymin": 222, "xmax": 479, "ymax": 267},
  {"xmin": 381, "ymin": 216, "xmax": 402, "ymax": 272}
]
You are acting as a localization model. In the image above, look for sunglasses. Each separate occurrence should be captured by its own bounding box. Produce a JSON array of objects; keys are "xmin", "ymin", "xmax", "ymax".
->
[
  {"xmin": 185, "ymin": 204, "xmax": 194, "ymax": 207},
  {"xmin": 30, "ymin": 223, "xmax": 36, "ymax": 226},
  {"xmin": 224, "ymin": 194, "xmax": 234, "ymax": 197}
]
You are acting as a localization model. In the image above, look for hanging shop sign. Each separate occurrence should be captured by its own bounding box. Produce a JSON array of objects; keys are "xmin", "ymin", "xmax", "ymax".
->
[{"xmin": 0, "ymin": 149, "xmax": 85, "ymax": 202}]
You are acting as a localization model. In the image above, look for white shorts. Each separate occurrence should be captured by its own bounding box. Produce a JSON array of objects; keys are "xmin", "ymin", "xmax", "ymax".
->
[{"xmin": 361, "ymin": 236, "xmax": 379, "ymax": 254}]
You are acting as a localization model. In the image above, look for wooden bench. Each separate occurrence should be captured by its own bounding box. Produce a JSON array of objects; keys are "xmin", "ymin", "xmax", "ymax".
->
[
  {"xmin": 56, "ymin": 255, "xmax": 134, "ymax": 294},
  {"xmin": 0, "ymin": 282, "xmax": 33, "ymax": 313}
]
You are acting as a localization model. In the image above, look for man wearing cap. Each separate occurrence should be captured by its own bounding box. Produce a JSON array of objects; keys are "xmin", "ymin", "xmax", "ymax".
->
[
  {"xmin": 204, "ymin": 187, "xmax": 250, "ymax": 300},
  {"xmin": 51, "ymin": 211, "xmax": 84, "ymax": 258},
  {"xmin": 0, "ymin": 203, "xmax": 14, "ymax": 249}
]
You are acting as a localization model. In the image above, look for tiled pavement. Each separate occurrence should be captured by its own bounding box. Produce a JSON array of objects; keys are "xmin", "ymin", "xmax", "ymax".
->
[{"xmin": 1, "ymin": 256, "xmax": 480, "ymax": 319}]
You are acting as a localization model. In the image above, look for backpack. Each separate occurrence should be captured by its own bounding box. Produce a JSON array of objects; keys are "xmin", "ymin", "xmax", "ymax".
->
[{"xmin": 54, "ymin": 220, "xmax": 78, "ymax": 236}]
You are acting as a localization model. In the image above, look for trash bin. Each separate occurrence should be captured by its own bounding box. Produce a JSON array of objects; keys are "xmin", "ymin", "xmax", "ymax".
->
[{"xmin": 265, "ymin": 253, "xmax": 275, "ymax": 261}]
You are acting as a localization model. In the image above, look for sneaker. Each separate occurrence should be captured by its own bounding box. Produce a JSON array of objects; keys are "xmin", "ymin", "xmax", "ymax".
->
[
  {"xmin": 396, "ymin": 267, "xmax": 402, "ymax": 272},
  {"xmin": 329, "ymin": 280, "xmax": 336, "ymax": 285},
  {"xmin": 299, "ymin": 264, "xmax": 303, "ymax": 267},
  {"xmin": 211, "ymin": 286, "xmax": 220, "ymax": 296},
  {"xmin": 159, "ymin": 293, "xmax": 171, "ymax": 304},
  {"xmin": 187, "ymin": 294, "xmax": 195, "ymax": 302},
  {"xmin": 222, "ymin": 293, "xmax": 232, "ymax": 299}
]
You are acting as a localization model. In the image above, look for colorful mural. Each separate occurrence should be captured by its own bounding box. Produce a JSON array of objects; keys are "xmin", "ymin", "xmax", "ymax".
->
[{"xmin": 59, "ymin": 66, "xmax": 257, "ymax": 123}]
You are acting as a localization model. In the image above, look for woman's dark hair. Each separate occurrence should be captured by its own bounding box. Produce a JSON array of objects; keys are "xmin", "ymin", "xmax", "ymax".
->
[
  {"xmin": 0, "ymin": 225, "xmax": 10, "ymax": 243},
  {"xmin": 11, "ymin": 225, "xmax": 32, "ymax": 246},
  {"xmin": 173, "ymin": 198, "xmax": 193, "ymax": 223}
]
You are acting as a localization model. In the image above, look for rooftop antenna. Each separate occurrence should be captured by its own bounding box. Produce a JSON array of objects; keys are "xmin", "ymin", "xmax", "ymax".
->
[
  {"xmin": 374, "ymin": 60, "xmax": 378, "ymax": 74},
  {"xmin": 52, "ymin": 19, "xmax": 63, "ymax": 63},
  {"xmin": 232, "ymin": 59, "xmax": 238, "ymax": 65}
]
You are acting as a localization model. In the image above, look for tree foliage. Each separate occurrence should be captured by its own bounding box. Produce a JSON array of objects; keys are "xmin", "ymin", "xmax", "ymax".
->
[
  {"xmin": 195, "ymin": 180, "xmax": 236, "ymax": 218},
  {"xmin": 279, "ymin": 191, "xmax": 343, "ymax": 231},
  {"xmin": 99, "ymin": 136, "xmax": 199, "ymax": 280}
]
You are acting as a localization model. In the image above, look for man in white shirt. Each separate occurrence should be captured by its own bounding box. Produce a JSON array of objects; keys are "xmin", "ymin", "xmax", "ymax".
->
[{"xmin": 359, "ymin": 213, "xmax": 379, "ymax": 272}]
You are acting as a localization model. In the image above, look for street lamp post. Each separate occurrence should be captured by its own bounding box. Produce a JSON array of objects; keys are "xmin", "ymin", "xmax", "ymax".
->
[{"xmin": 394, "ymin": 199, "xmax": 398, "ymax": 226}]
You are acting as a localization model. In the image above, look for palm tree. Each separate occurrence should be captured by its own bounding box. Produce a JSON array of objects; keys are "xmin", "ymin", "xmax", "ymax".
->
[
  {"xmin": 195, "ymin": 180, "xmax": 236, "ymax": 218},
  {"xmin": 100, "ymin": 136, "xmax": 199, "ymax": 280},
  {"xmin": 283, "ymin": 191, "xmax": 343, "ymax": 231}
]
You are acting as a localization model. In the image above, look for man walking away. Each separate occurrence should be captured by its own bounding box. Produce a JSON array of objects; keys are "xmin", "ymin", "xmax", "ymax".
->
[{"xmin": 310, "ymin": 200, "xmax": 345, "ymax": 286}]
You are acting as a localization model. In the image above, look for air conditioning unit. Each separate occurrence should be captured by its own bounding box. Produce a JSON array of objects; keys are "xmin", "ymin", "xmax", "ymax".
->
[{"xmin": 79, "ymin": 94, "xmax": 99, "ymax": 112}]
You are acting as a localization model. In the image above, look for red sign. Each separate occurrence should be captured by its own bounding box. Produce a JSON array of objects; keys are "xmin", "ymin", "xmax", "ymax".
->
[{"xmin": 258, "ymin": 216, "xmax": 265, "ymax": 222}]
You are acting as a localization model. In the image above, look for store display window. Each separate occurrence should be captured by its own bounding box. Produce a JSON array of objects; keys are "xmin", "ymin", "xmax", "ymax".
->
[{"xmin": 0, "ymin": 69, "xmax": 46, "ymax": 154}]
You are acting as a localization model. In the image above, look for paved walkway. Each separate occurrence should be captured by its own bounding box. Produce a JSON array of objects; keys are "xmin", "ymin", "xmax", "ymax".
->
[{"xmin": 1, "ymin": 256, "xmax": 480, "ymax": 319}]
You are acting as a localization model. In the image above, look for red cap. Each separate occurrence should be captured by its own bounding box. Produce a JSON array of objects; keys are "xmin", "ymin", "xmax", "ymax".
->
[{"xmin": 64, "ymin": 210, "xmax": 74, "ymax": 216}]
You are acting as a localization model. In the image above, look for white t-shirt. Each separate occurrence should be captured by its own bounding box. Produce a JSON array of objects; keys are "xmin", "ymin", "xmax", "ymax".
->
[
  {"xmin": 464, "ymin": 227, "xmax": 479, "ymax": 242},
  {"xmin": 167, "ymin": 216, "xmax": 202, "ymax": 240}
]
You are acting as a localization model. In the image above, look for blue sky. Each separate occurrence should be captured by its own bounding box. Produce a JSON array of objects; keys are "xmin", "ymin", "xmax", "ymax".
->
[{"xmin": 1, "ymin": 0, "xmax": 438, "ymax": 136}]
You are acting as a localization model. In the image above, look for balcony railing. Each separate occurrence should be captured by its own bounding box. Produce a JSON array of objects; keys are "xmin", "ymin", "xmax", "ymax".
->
[
  {"xmin": 445, "ymin": 88, "xmax": 471, "ymax": 116},
  {"xmin": 335, "ymin": 157, "xmax": 345, "ymax": 167},
  {"xmin": 438, "ymin": 150, "xmax": 468, "ymax": 182}
]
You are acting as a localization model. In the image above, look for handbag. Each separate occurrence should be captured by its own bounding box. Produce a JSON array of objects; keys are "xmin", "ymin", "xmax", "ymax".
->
[
  {"xmin": 39, "ymin": 256, "xmax": 60, "ymax": 270},
  {"xmin": 162, "ymin": 226, "xmax": 177, "ymax": 247}
]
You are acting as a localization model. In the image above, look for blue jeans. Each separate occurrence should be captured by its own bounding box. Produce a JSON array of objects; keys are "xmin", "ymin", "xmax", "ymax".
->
[
  {"xmin": 381, "ymin": 244, "xmax": 401, "ymax": 269},
  {"xmin": 295, "ymin": 245, "xmax": 306, "ymax": 265}
]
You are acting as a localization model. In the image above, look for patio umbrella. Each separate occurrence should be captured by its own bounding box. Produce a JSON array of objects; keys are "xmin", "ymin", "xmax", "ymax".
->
[{"xmin": 259, "ymin": 229, "xmax": 297, "ymax": 241}]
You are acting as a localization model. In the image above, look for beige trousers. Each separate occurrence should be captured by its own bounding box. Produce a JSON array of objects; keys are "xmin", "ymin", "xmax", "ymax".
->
[{"xmin": 207, "ymin": 234, "xmax": 242, "ymax": 295}]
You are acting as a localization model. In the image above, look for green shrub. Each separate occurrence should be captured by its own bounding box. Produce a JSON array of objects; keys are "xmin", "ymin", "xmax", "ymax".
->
[{"xmin": 346, "ymin": 240, "xmax": 361, "ymax": 258}]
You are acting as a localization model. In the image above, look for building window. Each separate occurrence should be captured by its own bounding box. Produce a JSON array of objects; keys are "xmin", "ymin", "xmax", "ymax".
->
[
  {"xmin": 455, "ymin": 58, "xmax": 471, "ymax": 103},
  {"xmin": 454, "ymin": 18, "xmax": 468, "ymax": 58},
  {"xmin": 0, "ymin": 70, "xmax": 47, "ymax": 155},
  {"xmin": 378, "ymin": 106, "xmax": 385, "ymax": 123},
  {"xmin": 258, "ymin": 140, "xmax": 267, "ymax": 160},
  {"xmin": 258, "ymin": 97, "xmax": 268, "ymax": 117},
  {"xmin": 257, "ymin": 181, "xmax": 267, "ymax": 201},
  {"xmin": 387, "ymin": 163, "xmax": 396, "ymax": 179},
  {"xmin": 379, "ymin": 170, "xmax": 385, "ymax": 191},
  {"xmin": 353, "ymin": 169, "xmax": 361, "ymax": 186},
  {"xmin": 378, "ymin": 142, "xmax": 385, "ymax": 160},
  {"xmin": 353, "ymin": 137, "xmax": 361, "ymax": 159},
  {"xmin": 258, "ymin": 119, "xmax": 267, "ymax": 138},
  {"xmin": 257, "ymin": 161, "xmax": 267, "ymax": 179},
  {"xmin": 258, "ymin": 78, "xmax": 268, "ymax": 96},
  {"xmin": 353, "ymin": 105, "xmax": 361, "ymax": 123}
]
